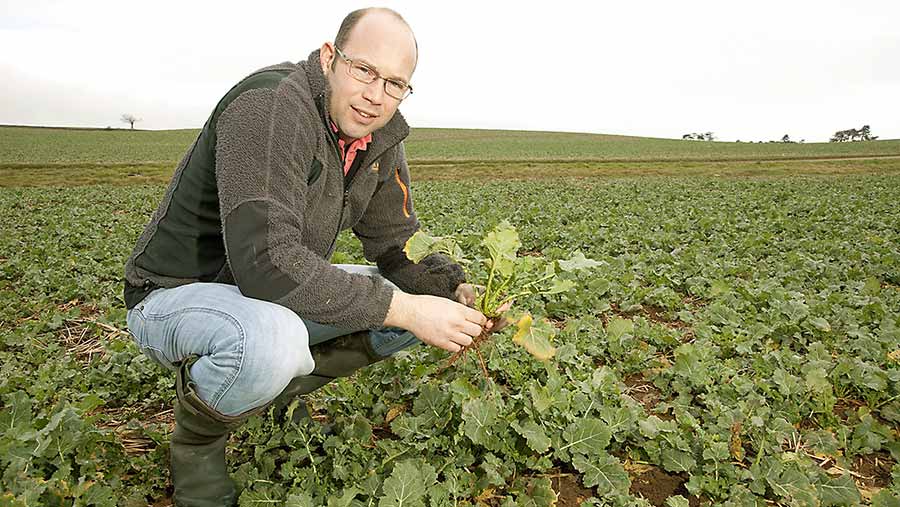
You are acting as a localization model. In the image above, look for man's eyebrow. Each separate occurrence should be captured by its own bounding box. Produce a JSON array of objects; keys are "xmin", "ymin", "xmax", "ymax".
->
[{"xmin": 357, "ymin": 58, "xmax": 409, "ymax": 83}]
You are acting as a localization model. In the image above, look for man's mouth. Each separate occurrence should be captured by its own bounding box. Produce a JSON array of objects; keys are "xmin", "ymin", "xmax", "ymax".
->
[{"xmin": 352, "ymin": 106, "xmax": 377, "ymax": 120}]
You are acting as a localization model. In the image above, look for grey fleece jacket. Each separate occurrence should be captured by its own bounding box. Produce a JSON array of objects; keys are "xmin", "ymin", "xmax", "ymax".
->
[{"xmin": 123, "ymin": 49, "xmax": 465, "ymax": 331}]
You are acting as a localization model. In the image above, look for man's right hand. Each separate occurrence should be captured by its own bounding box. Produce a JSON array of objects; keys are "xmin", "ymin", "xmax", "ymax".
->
[{"xmin": 384, "ymin": 292, "xmax": 487, "ymax": 353}]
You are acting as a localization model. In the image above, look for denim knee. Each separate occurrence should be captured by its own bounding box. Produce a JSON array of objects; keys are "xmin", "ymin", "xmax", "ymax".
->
[{"xmin": 208, "ymin": 303, "xmax": 314, "ymax": 415}]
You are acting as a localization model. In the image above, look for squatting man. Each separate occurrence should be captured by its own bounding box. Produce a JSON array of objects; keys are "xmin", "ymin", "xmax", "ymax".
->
[{"xmin": 123, "ymin": 7, "xmax": 508, "ymax": 506}]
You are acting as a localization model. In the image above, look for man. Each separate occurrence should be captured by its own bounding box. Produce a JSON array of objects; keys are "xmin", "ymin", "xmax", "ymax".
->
[{"xmin": 123, "ymin": 8, "xmax": 495, "ymax": 506}]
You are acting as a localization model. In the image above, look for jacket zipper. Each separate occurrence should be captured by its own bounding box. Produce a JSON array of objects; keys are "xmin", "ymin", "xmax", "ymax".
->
[
  {"xmin": 326, "ymin": 188, "xmax": 350, "ymax": 258},
  {"xmin": 325, "ymin": 138, "xmax": 355, "ymax": 258},
  {"xmin": 322, "ymin": 126, "xmax": 400, "ymax": 258}
]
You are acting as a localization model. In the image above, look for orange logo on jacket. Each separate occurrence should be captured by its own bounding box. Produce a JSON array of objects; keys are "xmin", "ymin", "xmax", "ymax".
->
[{"xmin": 394, "ymin": 167, "xmax": 411, "ymax": 218}]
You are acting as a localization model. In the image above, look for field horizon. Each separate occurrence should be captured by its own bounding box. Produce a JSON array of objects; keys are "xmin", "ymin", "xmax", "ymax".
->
[
  {"xmin": 8, "ymin": 122, "xmax": 898, "ymax": 142},
  {"xmin": 3, "ymin": 123, "xmax": 900, "ymax": 163},
  {"xmin": 3, "ymin": 124, "xmax": 900, "ymax": 187}
]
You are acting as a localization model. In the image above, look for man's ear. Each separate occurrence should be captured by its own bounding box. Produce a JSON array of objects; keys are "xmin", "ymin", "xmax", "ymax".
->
[{"xmin": 319, "ymin": 42, "xmax": 334, "ymax": 74}]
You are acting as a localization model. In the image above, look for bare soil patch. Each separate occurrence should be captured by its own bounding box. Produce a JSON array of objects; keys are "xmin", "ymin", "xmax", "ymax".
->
[
  {"xmin": 627, "ymin": 464, "xmax": 704, "ymax": 506},
  {"xmin": 549, "ymin": 472, "xmax": 596, "ymax": 506}
]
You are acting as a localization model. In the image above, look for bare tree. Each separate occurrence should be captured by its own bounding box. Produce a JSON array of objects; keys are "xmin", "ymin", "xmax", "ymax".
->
[{"xmin": 121, "ymin": 114, "xmax": 142, "ymax": 129}]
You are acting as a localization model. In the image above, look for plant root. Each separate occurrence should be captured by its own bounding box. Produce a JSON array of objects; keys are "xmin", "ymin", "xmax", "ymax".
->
[{"xmin": 440, "ymin": 319, "xmax": 498, "ymax": 378}]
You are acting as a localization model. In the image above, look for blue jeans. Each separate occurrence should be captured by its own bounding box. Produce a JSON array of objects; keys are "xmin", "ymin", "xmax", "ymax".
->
[{"xmin": 125, "ymin": 265, "xmax": 420, "ymax": 416}]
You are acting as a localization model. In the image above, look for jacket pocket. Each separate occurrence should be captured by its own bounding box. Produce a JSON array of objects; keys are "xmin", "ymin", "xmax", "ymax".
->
[{"xmin": 307, "ymin": 157, "xmax": 323, "ymax": 187}]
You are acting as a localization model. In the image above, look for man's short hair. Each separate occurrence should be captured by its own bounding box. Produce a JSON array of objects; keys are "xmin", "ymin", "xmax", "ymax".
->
[{"xmin": 333, "ymin": 7, "xmax": 418, "ymax": 64}]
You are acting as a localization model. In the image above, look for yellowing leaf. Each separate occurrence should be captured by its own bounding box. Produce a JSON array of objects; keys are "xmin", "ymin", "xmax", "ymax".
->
[
  {"xmin": 474, "ymin": 488, "xmax": 495, "ymax": 502},
  {"xmin": 888, "ymin": 349, "xmax": 900, "ymax": 363},
  {"xmin": 385, "ymin": 405, "xmax": 405, "ymax": 424},
  {"xmin": 511, "ymin": 313, "xmax": 557, "ymax": 360}
]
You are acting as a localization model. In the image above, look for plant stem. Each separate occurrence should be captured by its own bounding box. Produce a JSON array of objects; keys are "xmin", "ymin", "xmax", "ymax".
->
[
  {"xmin": 484, "ymin": 255, "xmax": 498, "ymax": 310},
  {"xmin": 520, "ymin": 272, "xmax": 556, "ymax": 290}
]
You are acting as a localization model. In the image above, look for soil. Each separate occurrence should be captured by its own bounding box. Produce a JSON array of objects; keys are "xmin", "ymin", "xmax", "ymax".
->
[
  {"xmin": 623, "ymin": 373, "xmax": 665, "ymax": 414},
  {"xmin": 854, "ymin": 451, "xmax": 896, "ymax": 488},
  {"xmin": 642, "ymin": 304, "xmax": 692, "ymax": 330},
  {"xmin": 550, "ymin": 473, "xmax": 596, "ymax": 506},
  {"xmin": 833, "ymin": 397, "xmax": 866, "ymax": 422},
  {"xmin": 547, "ymin": 316, "xmax": 567, "ymax": 329},
  {"xmin": 628, "ymin": 465, "xmax": 704, "ymax": 506}
]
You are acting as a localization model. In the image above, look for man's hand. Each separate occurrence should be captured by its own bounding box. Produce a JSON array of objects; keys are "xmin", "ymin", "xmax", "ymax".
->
[
  {"xmin": 384, "ymin": 292, "xmax": 488, "ymax": 353},
  {"xmin": 454, "ymin": 283, "xmax": 512, "ymax": 334},
  {"xmin": 454, "ymin": 283, "xmax": 478, "ymax": 307}
]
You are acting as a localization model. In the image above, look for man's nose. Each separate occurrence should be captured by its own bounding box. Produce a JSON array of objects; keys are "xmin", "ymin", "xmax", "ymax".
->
[{"xmin": 362, "ymin": 79, "xmax": 384, "ymax": 104}]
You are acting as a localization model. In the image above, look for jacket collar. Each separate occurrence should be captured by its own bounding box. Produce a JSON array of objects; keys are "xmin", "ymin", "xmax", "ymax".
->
[{"xmin": 304, "ymin": 49, "xmax": 410, "ymax": 158}]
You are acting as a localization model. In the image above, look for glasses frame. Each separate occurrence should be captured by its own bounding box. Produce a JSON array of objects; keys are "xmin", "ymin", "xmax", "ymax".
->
[{"xmin": 333, "ymin": 46, "xmax": 413, "ymax": 101}]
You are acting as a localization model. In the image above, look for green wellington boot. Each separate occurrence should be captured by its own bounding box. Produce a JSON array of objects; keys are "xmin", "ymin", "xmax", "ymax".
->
[
  {"xmin": 272, "ymin": 330, "xmax": 384, "ymax": 425},
  {"xmin": 170, "ymin": 357, "xmax": 265, "ymax": 507}
]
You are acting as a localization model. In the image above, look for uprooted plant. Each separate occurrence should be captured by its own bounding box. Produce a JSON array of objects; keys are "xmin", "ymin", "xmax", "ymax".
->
[{"xmin": 404, "ymin": 220, "xmax": 600, "ymax": 373}]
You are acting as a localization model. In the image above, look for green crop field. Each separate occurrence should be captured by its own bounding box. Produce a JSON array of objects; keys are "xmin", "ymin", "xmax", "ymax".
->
[
  {"xmin": 0, "ymin": 127, "xmax": 898, "ymax": 506},
  {"xmin": 3, "ymin": 125, "xmax": 900, "ymax": 166}
]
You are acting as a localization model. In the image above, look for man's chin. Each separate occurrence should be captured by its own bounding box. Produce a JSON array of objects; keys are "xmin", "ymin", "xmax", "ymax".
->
[{"xmin": 341, "ymin": 125, "xmax": 375, "ymax": 140}]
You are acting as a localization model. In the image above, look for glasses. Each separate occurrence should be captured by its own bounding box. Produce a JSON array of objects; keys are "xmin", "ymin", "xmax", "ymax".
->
[{"xmin": 334, "ymin": 47, "xmax": 413, "ymax": 101}]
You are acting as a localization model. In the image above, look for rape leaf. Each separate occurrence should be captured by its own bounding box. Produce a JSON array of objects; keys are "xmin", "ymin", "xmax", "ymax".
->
[
  {"xmin": 0, "ymin": 391, "xmax": 33, "ymax": 435},
  {"xmin": 766, "ymin": 465, "xmax": 815, "ymax": 505},
  {"xmin": 543, "ymin": 278, "xmax": 576, "ymax": 295},
  {"xmin": 327, "ymin": 487, "xmax": 362, "ymax": 507},
  {"xmin": 572, "ymin": 452, "xmax": 630, "ymax": 495},
  {"xmin": 462, "ymin": 397, "xmax": 500, "ymax": 446},
  {"xmin": 809, "ymin": 316, "xmax": 831, "ymax": 332},
  {"xmin": 666, "ymin": 497, "xmax": 690, "ymax": 507},
  {"xmin": 285, "ymin": 493, "xmax": 315, "ymax": 506},
  {"xmin": 482, "ymin": 220, "xmax": 521, "ymax": 277},
  {"xmin": 560, "ymin": 418, "xmax": 611, "ymax": 455},
  {"xmin": 403, "ymin": 230, "xmax": 464, "ymax": 264},
  {"xmin": 379, "ymin": 460, "xmax": 436, "ymax": 507},
  {"xmin": 558, "ymin": 250, "xmax": 602, "ymax": 272},
  {"xmin": 661, "ymin": 449, "xmax": 696, "ymax": 473},
  {"xmin": 517, "ymin": 477, "xmax": 556, "ymax": 507},
  {"xmin": 512, "ymin": 313, "xmax": 557, "ymax": 360},
  {"xmin": 512, "ymin": 419, "xmax": 551, "ymax": 453},
  {"xmin": 818, "ymin": 474, "xmax": 860, "ymax": 506},
  {"xmin": 606, "ymin": 317, "xmax": 633, "ymax": 342}
]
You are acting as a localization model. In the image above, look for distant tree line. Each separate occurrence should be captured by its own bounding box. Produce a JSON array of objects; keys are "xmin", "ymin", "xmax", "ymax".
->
[
  {"xmin": 684, "ymin": 125, "xmax": 878, "ymax": 143},
  {"xmin": 830, "ymin": 125, "xmax": 877, "ymax": 142},
  {"xmin": 682, "ymin": 132, "xmax": 715, "ymax": 141}
]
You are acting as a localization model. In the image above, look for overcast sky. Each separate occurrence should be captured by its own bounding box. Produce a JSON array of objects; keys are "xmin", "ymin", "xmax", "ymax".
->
[{"xmin": 2, "ymin": 1, "xmax": 898, "ymax": 142}]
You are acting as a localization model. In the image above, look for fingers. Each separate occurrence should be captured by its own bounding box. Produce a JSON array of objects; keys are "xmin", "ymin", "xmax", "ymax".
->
[
  {"xmin": 441, "ymin": 341, "xmax": 462, "ymax": 353},
  {"xmin": 457, "ymin": 293, "xmax": 474, "ymax": 307},
  {"xmin": 455, "ymin": 284, "xmax": 475, "ymax": 303},
  {"xmin": 436, "ymin": 332, "xmax": 472, "ymax": 353},
  {"xmin": 459, "ymin": 321, "xmax": 482, "ymax": 339},
  {"xmin": 452, "ymin": 332, "xmax": 473, "ymax": 348},
  {"xmin": 462, "ymin": 306, "xmax": 488, "ymax": 327}
]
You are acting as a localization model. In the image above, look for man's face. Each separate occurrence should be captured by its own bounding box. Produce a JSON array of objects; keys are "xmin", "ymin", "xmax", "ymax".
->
[{"xmin": 320, "ymin": 13, "xmax": 417, "ymax": 142}]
